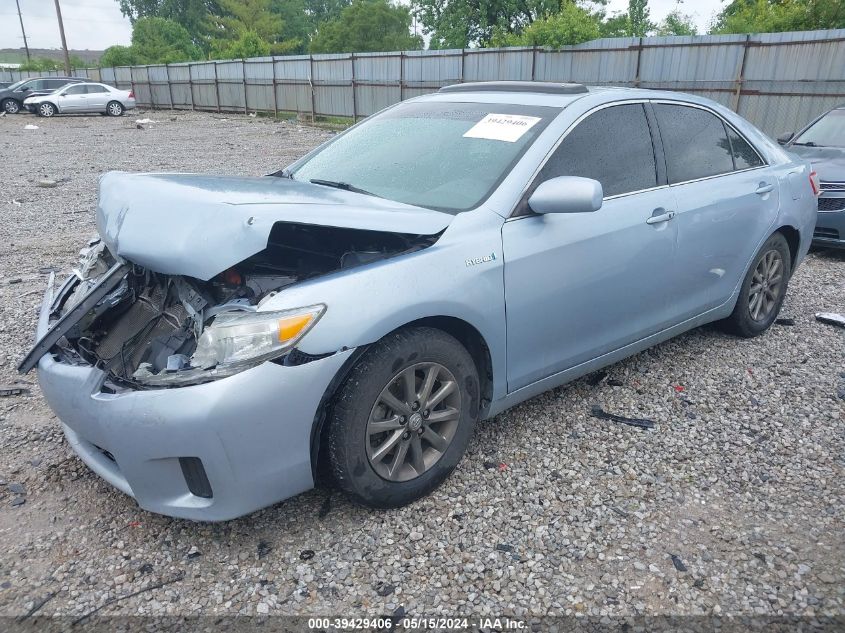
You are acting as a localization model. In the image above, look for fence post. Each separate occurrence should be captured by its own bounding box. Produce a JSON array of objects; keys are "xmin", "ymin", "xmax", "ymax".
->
[
  {"xmin": 242, "ymin": 59, "xmax": 248, "ymax": 114},
  {"xmin": 399, "ymin": 51, "xmax": 405, "ymax": 101},
  {"xmin": 459, "ymin": 49, "xmax": 465, "ymax": 84},
  {"xmin": 531, "ymin": 46, "xmax": 537, "ymax": 81},
  {"xmin": 350, "ymin": 53, "xmax": 357, "ymax": 122},
  {"xmin": 271, "ymin": 58, "xmax": 278, "ymax": 118},
  {"xmin": 128, "ymin": 66, "xmax": 137, "ymax": 106},
  {"xmin": 733, "ymin": 34, "xmax": 751, "ymax": 113},
  {"xmin": 212, "ymin": 62, "xmax": 221, "ymax": 113},
  {"xmin": 148, "ymin": 66, "xmax": 157, "ymax": 110},
  {"xmin": 188, "ymin": 63, "xmax": 195, "ymax": 111},
  {"xmin": 309, "ymin": 54, "xmax": 316, "ymax": 123},
  {"xmin": 165, "ymin": 64, "xmax": 174, "ymax": 110},
  {"xmin": 633, "ymin": 37, "xmax": 643, "ymax": 87}
]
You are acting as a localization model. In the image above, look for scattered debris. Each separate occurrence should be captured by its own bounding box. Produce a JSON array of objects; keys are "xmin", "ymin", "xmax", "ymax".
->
[
  {"xmin": 1, "ymin": 384, "xmax": 30, "ymax": 398},
  {"xmin": 483, "ymin": 460, "xmax": 498, "ymax": 470},
  {"xmin": 186, "ymin": 546, "xmax": 201, "ymax": 559},
  {"xmin": 673, "ymin": 385, "xmax": 685, "ymax": 392},
  {"xmin": 299, "ymin": 549, "xmax": 315, "ymax": 560},
  {"xmin": 29, "ymin": 458, "xmax": 42, "ymax": 467},
  {"xmin": 611, "ymin": 505, "xmax": 630, "ymax": 518},
  {"xmin": 8, "ymin": 483, "xmax": 25, "ymax": 495},
  {"xmin": 169, "ymin": 116, "xmax": 177, "ymax": 122},
  {"xmin": 495, "ymin": 543, "xmax": 514, "ymax": 552},
  {"xmin": 815, "ymin": 312, "xmax": 845, "ymax": 329},
  {"xmin": 36, "ymin": 179, "xmax": 58, "ymax": 188},
  {"xmin": 753, "ymin": 552, "xmax": 767, "ymax": 564},
  {"xmin": 590, "ymin": 405, "xmax": 656, "ymax": 430},
  {"xmin": 24, "ymin": 124, "xmax": 39, "ymax": 130},
  {"xmin": 257, "ymin": 540, "xmax": 272, "ymax": 559},
  {"xmin": 11, "ymin": 199, "xmax": 21, "ymax": 206},
  {"xmin": 587, "ymin": 370, "xmax": 608, "ymax": 386},
  {"xmin": 7, "ymin": 278, "xmax": 22, "ymax": 285},
  {"xmin": 498, "ymin": 462, "xmax": 508, "ymax": 472},
  {"xmin": 375, "ymin": 581, "xmax": 394, "ymax": 597},
  {"xmin": 135, "ymin": 118, "xmax": 159, "ymax": 124},
  {"xmin": 135, "ymin": 123, "xmax": 144, "ymax": 130},
  {"xmin": 10, "ymin": 497, "xmax": 26, "ymax": 507},
  {"xmin": 38, "ymin": 266, "xmax": 60, "ymax": 274},
  {"xmin": 248, "ymin": 112, "xmax": 257, "ymax": 118},
  {"xmin": 72, "ymin": 572, "xmax": 184, "ymax": 626},
  {"xmin": 670, "ymin": 554, "xmax": 688, "ymax": 572},
  {"xmin": 138, "ymin": 563, "xmax": 153, "ymax": 574},
  {"xmin": 775, "ymin": 317, "xmax": 796, "ymax": 326},
  {"xmin": 607, "ymin": 378, "xmax": 624, "ymax": 387}
]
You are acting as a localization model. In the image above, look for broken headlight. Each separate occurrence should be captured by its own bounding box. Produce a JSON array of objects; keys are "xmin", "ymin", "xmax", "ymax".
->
[{"xmin": 191, "ymin": 304, "xmax": 326, "ymax": 370}]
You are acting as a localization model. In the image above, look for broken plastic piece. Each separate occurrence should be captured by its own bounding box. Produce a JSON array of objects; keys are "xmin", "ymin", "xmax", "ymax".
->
[
  {"xmin": 166, "ymin": 354, "xmax": 191, "ymax": 372},
  {"xmin": 590, "ymin": 405, "xmax": 655, "ymax": 430},
  {"xmin": 815, "ymin": 312, "xmax": 845, "ymax": 328}
]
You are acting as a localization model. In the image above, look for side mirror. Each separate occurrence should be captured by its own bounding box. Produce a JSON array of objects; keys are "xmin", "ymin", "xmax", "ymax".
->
[
  {"xmin": 777, "ymin": 132, "xmax": 794, "ymax": 145},
  {"xmin": 60, "ymin": 92, "xmax": 68, "ymax": 97},
  {"xmin": 17, "ymin": 86, "xmax": 30, "ymax": 92},
  {"xmin": 528, "ymin": 176, "xmax": 603, "ymax": 214}
]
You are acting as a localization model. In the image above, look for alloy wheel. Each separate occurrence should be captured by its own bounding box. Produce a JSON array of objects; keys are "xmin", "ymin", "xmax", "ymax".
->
[
  {"xmin": 39, "ymin": 103, "xmax": 54, "ymax": 117},
  {"xmin": 3, "ymin": 100, "xmax": 20, "ymax": 114},
  {"xmin": 748, "ymin": 249, "xmax": 784, "ymax": 321},
  {"xmin": 366, "ymin": 362, "xmax": 462, "ymax": 482},
  {"xmin": 108, "ymin": 102, "xmax": 123, "ymax": 116}
]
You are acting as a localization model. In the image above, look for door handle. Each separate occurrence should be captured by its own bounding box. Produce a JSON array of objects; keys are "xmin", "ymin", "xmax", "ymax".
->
[
  {"xmin": 646, "ymin": 209, "xmax": 675, "ymax": 225},
  {"xmin": 755, "ymin": 182, "xmax": 775, "ymax": 195}
]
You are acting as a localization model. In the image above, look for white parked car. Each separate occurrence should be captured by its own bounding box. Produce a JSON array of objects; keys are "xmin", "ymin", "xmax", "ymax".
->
[{"xmin": 24, "ymin": 82, "xmax": 136, "ymax": 117}]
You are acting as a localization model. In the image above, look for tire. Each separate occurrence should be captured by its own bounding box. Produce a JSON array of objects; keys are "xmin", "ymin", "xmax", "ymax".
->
[
  {"xmin": 720, "ymin": 232, "xmax": 791, "ymax": 338},
  {"xmin": 2, "ymin": 98, "xmax": 20, "ymax": 114},
  {"xmin": 327, "ymin": 327, "xmax": 480, "ymax": 508},
  {"xmin": 37, "ymin": 102, "xmax": 56, "ymax": 118},
  {"xmin": 106, "ymin": 101, "xmax": 124, "ymax": 116}
]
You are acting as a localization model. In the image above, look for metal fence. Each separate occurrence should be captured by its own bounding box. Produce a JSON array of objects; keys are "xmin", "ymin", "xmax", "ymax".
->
[{"xmin": 3, "ymin": 29, "xmax": 844, "ymax": 136}]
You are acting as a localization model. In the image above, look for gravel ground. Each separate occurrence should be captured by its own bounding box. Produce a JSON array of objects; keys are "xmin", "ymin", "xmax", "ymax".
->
[{"xmin": 0, "ymin": 110, "xmax": 843, "ymax": 622}]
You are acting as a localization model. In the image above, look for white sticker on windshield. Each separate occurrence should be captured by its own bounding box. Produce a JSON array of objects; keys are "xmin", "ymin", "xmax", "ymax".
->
[{"xmin": 463, "ymin": 113, "xmax": 542, "ymax": 143}]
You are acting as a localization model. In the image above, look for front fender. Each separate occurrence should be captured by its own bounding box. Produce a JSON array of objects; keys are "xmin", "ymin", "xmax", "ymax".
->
[{"xmin": 260, "ymin": 208, "xmax": 509, "ymax": 402}]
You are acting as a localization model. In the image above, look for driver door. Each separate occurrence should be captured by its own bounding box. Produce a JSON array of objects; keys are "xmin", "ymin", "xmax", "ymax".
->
[
  {"xmin": 502, "ymin": 103, "xmax": 678, "ymax": 392},
  {"xmin": 58, "ymin": 84, "xmax": 88, "ymax": 112}
]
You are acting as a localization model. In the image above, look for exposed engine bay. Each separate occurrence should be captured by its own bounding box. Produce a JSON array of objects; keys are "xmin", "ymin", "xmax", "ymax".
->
[{"xmin": 44, "ymin": 223, "xmax": 439, "ymax": 389}]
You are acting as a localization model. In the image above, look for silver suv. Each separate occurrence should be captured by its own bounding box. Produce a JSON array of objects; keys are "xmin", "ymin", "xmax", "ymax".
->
[{"xmin": 20, "ymin": 82, "xmax": 818, "ymax": 520}]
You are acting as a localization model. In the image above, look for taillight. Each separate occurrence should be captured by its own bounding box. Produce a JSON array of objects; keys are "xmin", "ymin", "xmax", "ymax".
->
[
  {"xmin": 809, "ymin": 171, "xmax": 820, "ymax": 196},
  {"xmin": 128, "ymin": 90, "xmax": 135, "ymax": 99}
]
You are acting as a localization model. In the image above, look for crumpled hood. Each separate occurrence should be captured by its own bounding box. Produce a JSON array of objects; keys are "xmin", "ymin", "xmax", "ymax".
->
[
  {"xmin": 96, "ymin": 172, "xmax": 453, "ymax": 280},
  {"xmin": 787, "ymin": 145, "xmax": 845, "ymax": 182}
]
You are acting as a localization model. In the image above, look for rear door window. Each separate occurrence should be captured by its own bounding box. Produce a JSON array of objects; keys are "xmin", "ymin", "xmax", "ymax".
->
[
  {"xmin": 654, "ymin": 104, "xmax": 735, "ymax": 183},
  {"xmin": 538, "ymin": 104, "xmax": 658, "ymax": 198},
  {"xmin": 64, "ymin": 85, "xmax": 87, "ymax": 95},
  {"xmin": 727, "ymin": 127, "xmax": 764, "ymax": 169},
  {"xmin": 86, "ymin": 85, "xmax": 108, "ymax": 93}
]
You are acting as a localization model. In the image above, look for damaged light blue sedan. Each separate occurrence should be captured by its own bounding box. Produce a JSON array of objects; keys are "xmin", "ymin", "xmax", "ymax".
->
[{"xmin": 19, "ymin": 82, "xmax": 818, "ymax": 520}]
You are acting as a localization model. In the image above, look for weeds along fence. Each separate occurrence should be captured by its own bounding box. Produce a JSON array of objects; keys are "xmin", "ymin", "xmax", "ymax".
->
[{"xmin": 3, "ymin": 29, "xmax": 844, "ymax": 137}]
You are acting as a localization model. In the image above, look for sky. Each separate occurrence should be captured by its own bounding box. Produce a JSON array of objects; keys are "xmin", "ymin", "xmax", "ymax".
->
[{"xmin": 0, "ymin": 0, "xmax": 725, "ymax": 53}]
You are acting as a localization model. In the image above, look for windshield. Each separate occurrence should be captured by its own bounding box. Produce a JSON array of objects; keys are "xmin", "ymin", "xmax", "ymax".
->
[
  {"xmin": 792, "ymin": 109, "xmax": 845, "ymax": 148},
  {"xmin": 7, "ymin": 79, "xmax": 31, "ymax": 91},
  {"xmin": 291, "ymin": 101, "xmax": 559, "ymax": 213}
]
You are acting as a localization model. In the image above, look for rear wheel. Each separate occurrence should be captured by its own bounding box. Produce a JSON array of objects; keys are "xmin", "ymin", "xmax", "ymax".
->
[
  {"xmin": 2, "ymin": 98, "xmax": 20, "ymax": 114},
  {"xmin": 106, "ymin": 101, "xmax": 124, "ymax": 116},
  {"xmin": 720, "ymin": 232, "xmax": 791, "ymax": 337},
  {"xmin": 37, "ymin": 102, "xmax": 56, "ymax": 117},
  {"xmin": 327, "ymin": 327, "xmax": 479, "ymax": 508}
]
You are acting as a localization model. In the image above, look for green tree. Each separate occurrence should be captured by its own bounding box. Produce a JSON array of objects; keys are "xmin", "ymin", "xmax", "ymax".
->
[
  {"xmin": 131, "ymin": 16, "xmax": 203, "ymax": 63},
  {"xmin": 310, "ymin": 0, "xmax": 423, "ymax": 53},
  {"xmin": 100, "ymin": 45, "xmax": 140, "ymax": 67},
  {"xmin": 490, "ymin": 2, "xmax": 602, "ymax": 47},
  {"xmin": 116, "ymin": 0, "xmax": 217, "ymax": 48},
  {"xmin": 712, "ymin": 0, "xmax": 844, "ymax": 34},
  {"xmin": 657, "ymin": 9, "xmax": 696, "ymax": 35},
  {"xmin": 626, "ymin": 0, "xmax": 654, "ymax": 36},
  {"xmin": 211, "ymin": 0, "xmax": 302, "ymax": 55},
  {"xmin": 211, "ymin": 29, "xmax": 271, "ymax": 58}
]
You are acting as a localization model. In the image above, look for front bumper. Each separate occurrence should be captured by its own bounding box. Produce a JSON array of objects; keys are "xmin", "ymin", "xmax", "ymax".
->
[
  {"xmin": 33, "ymin": 278, "xmax": 353, "ymax": 521},
  {"xmin": 812, "ymin": 210, "xmax": 845, "ymax": 249}
]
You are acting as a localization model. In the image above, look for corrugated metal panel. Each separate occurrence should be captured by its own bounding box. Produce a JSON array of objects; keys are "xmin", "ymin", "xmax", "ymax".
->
[{"xmin": 7, "ymin": 29, "xmax": 841, "ymax": 135}]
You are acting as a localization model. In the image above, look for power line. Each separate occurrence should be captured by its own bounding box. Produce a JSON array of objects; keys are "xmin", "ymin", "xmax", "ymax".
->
[{"xmin": 15, "ymin": 0, "xmax": 30, "ymax": 61}]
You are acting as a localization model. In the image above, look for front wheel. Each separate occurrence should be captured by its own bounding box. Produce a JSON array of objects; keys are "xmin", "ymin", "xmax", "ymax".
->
[
  {"xmin": 327, "ymin": 327, "xmax": 479, "ymax": 508},
  {"xmin": 106, "ymin": 101, "xmax": 124, "ymax": 116},
  {"xmin": 720, "ymin": 232, "xmax": 791, "ymax": 337},
  {"xmin": 2, "ymin": 98, "xmax": 21, "ymax": 114},
  {"xmin": 37, "ymin": 102, "xmax": 56, "ymax": 117}
]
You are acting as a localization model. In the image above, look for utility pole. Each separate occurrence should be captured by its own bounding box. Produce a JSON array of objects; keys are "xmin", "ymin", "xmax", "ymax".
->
[
  {"xmin": 53, "ymin": 0, "xmax": 71, "ymax": 75},
  {"xmin": 15, "ymin": 0, "xmax": 30, "ymax": 61}
]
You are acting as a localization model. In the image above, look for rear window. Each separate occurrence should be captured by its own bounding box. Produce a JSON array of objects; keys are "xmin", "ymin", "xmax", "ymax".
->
[
  {"xmin": 793, "ymin": 109, "xmax": 845, "ymax": 148},
  {"xmin": 654, "ymin": 104, "xmax": 735, "ymax": 184}
]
